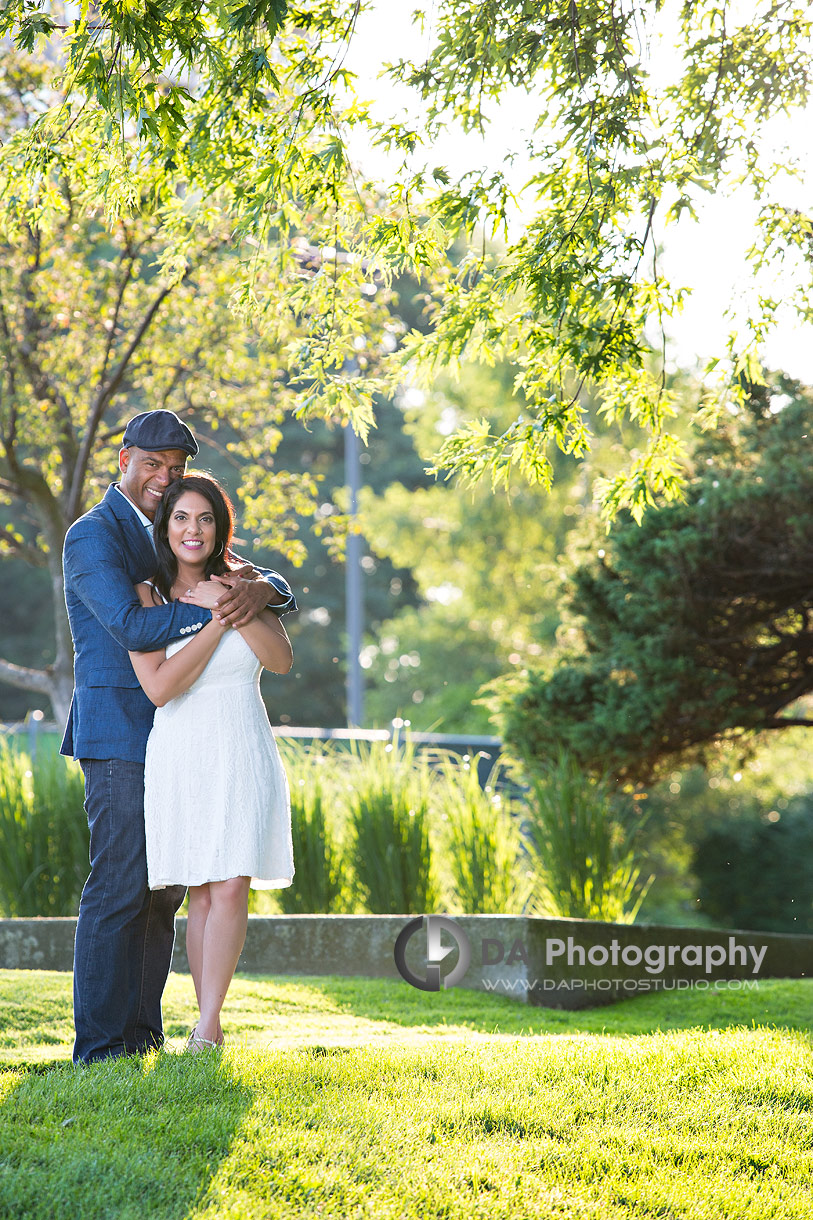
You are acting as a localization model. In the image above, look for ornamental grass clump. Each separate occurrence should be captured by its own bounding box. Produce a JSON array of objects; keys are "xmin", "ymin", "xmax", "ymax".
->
[
  {"xmin": 524, "ymin": 749, "xmax": 652, "ymax": 923},
  {"xmin": 276, "ymin": 744, "xmax": 346, "ymax": 914},
  {"xmin": 438, "ymin": 753, "xmax": 531, "ymax": 914},
  {"xmin": 0, "ymin": 741, "xmax": 88, "ymax": 916},
  {"xmin": 346, "ymin": 739, "xmax": 436, "ymax": 914}
]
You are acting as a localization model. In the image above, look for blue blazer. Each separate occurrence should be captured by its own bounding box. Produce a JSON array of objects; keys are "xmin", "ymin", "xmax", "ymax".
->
[{"xmin": 61, "ymin": 483, "xmax": 295, "ymax": 763}]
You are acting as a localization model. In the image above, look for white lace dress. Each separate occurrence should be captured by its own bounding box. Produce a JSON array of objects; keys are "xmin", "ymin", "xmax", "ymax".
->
[{"xmin": 143, "ymin": 624, "xmax": 294, "ymax": 891}]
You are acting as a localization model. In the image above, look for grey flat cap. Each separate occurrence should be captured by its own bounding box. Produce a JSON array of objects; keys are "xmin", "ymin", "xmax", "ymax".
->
[{"xmin": 122, "ymin": 410, "xmax": 198, "ymax": 458}]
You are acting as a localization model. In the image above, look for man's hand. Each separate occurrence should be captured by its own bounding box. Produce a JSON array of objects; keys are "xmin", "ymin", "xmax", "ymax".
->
[
  {"xmin": 209, "ymin": 572, "xmax": 279, "ymax": 628},
  {"xmin": 215, "ymin": 562, "xmax": 259, "ymax": 583},
  {"xmin": 179, "ymin": 564, "xmax": 292, "ymax": 627}
]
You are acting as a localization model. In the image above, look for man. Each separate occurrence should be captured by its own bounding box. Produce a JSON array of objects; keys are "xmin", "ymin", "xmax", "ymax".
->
[{"xmin": 62, "ymin": 410, "xmax": 296, "ymax": 1065}]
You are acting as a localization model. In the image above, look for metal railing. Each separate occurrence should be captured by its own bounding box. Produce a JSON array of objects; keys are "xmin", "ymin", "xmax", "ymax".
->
[{"xmin": 2, "ymin": 715, "xmax": 504, "ymax": 775}]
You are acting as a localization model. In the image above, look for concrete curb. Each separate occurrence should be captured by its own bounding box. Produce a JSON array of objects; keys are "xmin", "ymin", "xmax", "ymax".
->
[{"xmin": 0, "ymin": 915, "xmax": 810, "ymax": 1010}]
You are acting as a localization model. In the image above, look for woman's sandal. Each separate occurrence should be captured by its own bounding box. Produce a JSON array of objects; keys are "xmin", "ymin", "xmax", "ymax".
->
[{"xmin": 185, "ymin": 1027, "xmax": 222, "ymax": 1054}]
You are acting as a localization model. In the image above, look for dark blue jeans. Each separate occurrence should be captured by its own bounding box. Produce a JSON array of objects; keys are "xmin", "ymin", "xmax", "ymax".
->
[{"xmin": 73, "ymin": 759, "xmax": 186, "ymax": 1064}]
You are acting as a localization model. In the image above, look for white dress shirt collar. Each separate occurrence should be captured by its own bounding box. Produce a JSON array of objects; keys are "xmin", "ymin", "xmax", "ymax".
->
[{"xmin": 115, "ymin": 483, "xmax": 153, "ymax": 530}]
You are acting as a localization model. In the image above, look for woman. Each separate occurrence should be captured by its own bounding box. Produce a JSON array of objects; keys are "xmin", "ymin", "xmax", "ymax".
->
[{"xmin": 128, "ymin": 474, "xmax": 294, "ymax": 1052}]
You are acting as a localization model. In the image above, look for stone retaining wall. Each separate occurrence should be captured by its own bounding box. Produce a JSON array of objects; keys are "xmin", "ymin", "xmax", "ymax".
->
[{"xmin": 0, "ymin": 914, "xmax": 810, "ymax": 1010}]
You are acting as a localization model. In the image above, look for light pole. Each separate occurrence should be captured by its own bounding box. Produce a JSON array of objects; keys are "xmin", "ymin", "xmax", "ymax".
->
[{"xmin": 344, "ymin": 422, "xmax": 364, "ymax": 726}]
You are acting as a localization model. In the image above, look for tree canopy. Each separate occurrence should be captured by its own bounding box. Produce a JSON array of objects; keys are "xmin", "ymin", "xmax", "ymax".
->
[
  {"xmin": 498, "ymin": 375, "xmax": 813, "ymax": 783},
  {"xmin": 2, "ymin": 2, "xmax": 811, "ymax": 516},
  {"xmin": 0, "ymin": 54, "xmax": 433, "ymax": 726},
  {"xmin": 0, "ymin": 56, "xmax": 341, "ymax": 720},
  {"xmin": 357, "ymin": 358, "xmax": 695, "ymax": 732},
  {"xmin": 3, "ymin": 6, "xmax": 813, "ymax": 730},
  {"xmin": 358, "ymin": 362, "xmax": 579, "ymax": 731}
]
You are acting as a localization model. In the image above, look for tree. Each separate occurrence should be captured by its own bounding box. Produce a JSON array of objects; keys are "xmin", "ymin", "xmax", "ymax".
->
[
  {"xmin": 0, "ymin": 57, "xmax": 334, "ymax": 721},
  {"xmin": 498, "ymin": 375, "xmax": 813, "ymax": 783},
  {"xmin": 2, "ymin": 3, "xmax": 811, "ymax": 515},
  {"xmin": 359, "ymin": 362, "xmax": 575, "ymax": 730},
  {"xmin": 358, "ymin": 356, "xmax": 568, "ymax": 727},
  {"xmin": 257, "ymin": 394, "xmax": 427, "ymax": 729},
  {"xmin": 358, "ymin": 360, "xmax": 664, "ymax": 731}
]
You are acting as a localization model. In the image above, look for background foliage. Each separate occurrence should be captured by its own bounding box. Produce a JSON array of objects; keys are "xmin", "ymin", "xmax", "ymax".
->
[
  {"xmin": 1, "ymin": 1, "xmax": 811, "ymax": 514},
  {"xmin": 3, "ymin": 729, "xmax": 813, "ymax": 933},
  {"xmin": 0, "ymin": 739, "xmax": 87, "ymax": 916},
  {"xmin": 2, "ymin": 9, "xmax": 813, "ymax": 940},
  {"xmin": 499, "ymin": 376, "xmax": 813, "ymax": 783},
  {"xmin": 358, "ymin": 359, "xmax": 668, "ymax": 730},
  {"xmin": 0, "ymin": 54, "xmax": 405, "ymax": 724}
]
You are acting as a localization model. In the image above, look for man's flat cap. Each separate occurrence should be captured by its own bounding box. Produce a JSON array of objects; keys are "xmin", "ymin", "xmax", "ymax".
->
[{"xmin": 122, "ymin": 410, "xmax": 198, "ymax": 458}]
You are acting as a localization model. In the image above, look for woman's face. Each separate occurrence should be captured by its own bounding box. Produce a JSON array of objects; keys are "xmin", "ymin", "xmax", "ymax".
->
[{"xmin": 166, "ymin": 490, "xmax": 218, "ymax": 566}]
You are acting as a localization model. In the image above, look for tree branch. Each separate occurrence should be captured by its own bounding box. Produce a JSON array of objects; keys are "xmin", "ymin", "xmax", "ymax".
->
[
  {"xmin": 761, "ymin": 717, "xmax": 813, "ymax": 730},
  {"xmin": 17, "ymin": 232, "xmax": 78, "ymax": 479},
  {"xmin": 97, "ymin": 235, "xmax": 142, "ymax": 387},
  {"xmin": 0, "ymin": 279, "xmax": 19, "ymax": 453},
  {"xmin": 68, "ymin": 241, "xmax": 225, "ymax": 521},
  {"xmin": 0, "ymin": 523, "xmax": 46, "ymax": 566},
  {"xmin": 67, "ymin": 276, "xmax": 181, "ymax": 521},
  {"xmin": 0, "ymin": 657, "xmax": 53, "ymax": 696}
]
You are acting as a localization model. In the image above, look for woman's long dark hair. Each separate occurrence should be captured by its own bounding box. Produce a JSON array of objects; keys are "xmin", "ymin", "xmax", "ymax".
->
[{"xmin": 150, "ymin": 474, "xmax": 235, "ymax": 604}]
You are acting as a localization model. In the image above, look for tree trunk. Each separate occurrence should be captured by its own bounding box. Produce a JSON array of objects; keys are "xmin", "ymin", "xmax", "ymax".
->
[
  {"xmin": 0, "ymin": 520, "xmax": 74, "ymax": 728},
  {"xmin": 47, "ymin": 544, "xmax": 74, "ymax": 728},
  {"xmin": 46, "ymin": 661, "xmax": 74, "ymax": 730}
]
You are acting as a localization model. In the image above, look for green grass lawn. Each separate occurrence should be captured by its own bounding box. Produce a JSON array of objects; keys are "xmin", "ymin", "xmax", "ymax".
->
[{"xmin": 0, "ymin": 971, "xmax": 811, "ymax": 1218}]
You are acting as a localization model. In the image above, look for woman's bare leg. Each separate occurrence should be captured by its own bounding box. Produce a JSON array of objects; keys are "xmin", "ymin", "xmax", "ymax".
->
[
  {"xmin": 194, "ymin": 876, "xmax": 251, "ymax": 1044},
  {"xmin": 185, "ymin": 884, "xmax": 211, "ymax": 1013}
]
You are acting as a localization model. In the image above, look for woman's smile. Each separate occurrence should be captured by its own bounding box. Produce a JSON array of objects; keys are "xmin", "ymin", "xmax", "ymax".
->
[{"xmin": 167, "ymin": 491, "xmax": 218, "ymax": 566}]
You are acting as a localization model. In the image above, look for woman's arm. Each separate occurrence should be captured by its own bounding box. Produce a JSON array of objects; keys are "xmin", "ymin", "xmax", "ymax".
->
[
  {"xmin": 236, "ymin": 609, "xmax": 294, "ymax": 674},
  {"xmin": 176, "ymin": 578, "xmax": 293, "ymax": 673},
  {"xmin": 63, "ymin": 522, "xmax": 212, "ymax": 650},
  {"xmin": 128, "ymin": 583, "xmax": 227, "ymax": 706}
]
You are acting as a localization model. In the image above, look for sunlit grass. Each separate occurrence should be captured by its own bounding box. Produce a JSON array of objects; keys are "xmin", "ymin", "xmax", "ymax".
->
[
  {"xmin": 1, "ymin": 970, "xmax": 812, "ymax": 1066},
  {"xmin": 0, "ymin": 972, "xmax": 811, "ymax": 1218}
]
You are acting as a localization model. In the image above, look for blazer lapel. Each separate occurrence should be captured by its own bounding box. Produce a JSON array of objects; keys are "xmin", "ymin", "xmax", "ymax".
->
[{"xmin": 102, "ymin": 484, "xmax": 156, "ymax": 582}]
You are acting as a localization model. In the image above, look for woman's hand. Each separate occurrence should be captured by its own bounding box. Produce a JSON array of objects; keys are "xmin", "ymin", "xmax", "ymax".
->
[{"xmin": 179, "ymin": 579, "xmax": 226, "ymax": 610}]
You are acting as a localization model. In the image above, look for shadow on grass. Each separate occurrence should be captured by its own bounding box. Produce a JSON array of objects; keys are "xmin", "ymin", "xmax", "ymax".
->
[
  {"xmin": 0, "ymin": 1051, "xmax": 255, "ymax": 1220},
  {"xmin": 248, "ymin": 973, "xmax": 813, "ymax": 1039}
]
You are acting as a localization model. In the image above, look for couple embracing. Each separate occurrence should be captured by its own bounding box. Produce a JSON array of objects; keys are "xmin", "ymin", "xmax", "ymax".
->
[{"xmin": 61, "ymin": 410, "xmax": 297, "ymax": 1064}]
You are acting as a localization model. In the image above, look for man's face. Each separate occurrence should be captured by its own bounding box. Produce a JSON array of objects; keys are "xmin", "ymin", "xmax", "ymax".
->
[{"xmin": 118, "ymin": 446, "xmax": 188, "ymax": 521}]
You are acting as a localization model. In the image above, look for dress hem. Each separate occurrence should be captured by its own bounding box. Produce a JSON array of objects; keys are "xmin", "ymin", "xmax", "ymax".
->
[{"xmin": 150, "ymin": 875, "xmax": 294, "ymax": 891}]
